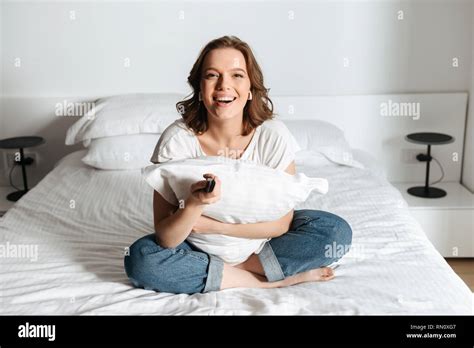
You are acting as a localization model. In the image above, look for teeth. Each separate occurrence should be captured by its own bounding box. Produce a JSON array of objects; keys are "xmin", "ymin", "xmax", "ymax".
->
[{"xmin": 215, "ymin": 97, "xmax": 235, "ymax": 102}]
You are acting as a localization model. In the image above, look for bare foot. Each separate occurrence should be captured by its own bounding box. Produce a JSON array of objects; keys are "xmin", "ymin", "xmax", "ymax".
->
[
  {"xmin": 282, "ymin": 267, "xmax": 335, "ymax": 287},
  {"xmin": 220, "ymin": 264, "xmax": 335, "ymax": 291}
]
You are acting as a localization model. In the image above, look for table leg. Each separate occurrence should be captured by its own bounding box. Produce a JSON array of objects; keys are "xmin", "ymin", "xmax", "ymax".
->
[
  {"xmin": 424, "ymin": 144, "xmax": 431, "ymax": 191},
  {"xmin": 19, "ymin": 147, "xmax": 29, "ymax": 192}
]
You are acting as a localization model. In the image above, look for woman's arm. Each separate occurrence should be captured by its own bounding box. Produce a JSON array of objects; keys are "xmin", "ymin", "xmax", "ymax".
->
[
  {"xmin": 192, "ymin": 161, "xmax": 297, "ymax": 239},
  {"xmin": 154, "ymin": 191, "xmax": 204, "ymax": 248},
  {"xmin": 155, "ymin": 174, "xmax": 221, "ymax": 248},
  {"xmin": 221, "ymin": 209, "xmax": 294, "ymax": 238}
]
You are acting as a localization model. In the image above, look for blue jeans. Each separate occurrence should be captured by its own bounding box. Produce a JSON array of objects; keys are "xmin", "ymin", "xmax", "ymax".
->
[{"xmin": 124, "ymin": 209, "xmax": 352, "ymax": 294}]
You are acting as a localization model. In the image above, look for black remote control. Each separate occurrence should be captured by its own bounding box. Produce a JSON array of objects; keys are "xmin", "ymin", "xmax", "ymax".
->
[{"xmin": 204, "ymin": 178, "xmax": 216, "ymax": 193}]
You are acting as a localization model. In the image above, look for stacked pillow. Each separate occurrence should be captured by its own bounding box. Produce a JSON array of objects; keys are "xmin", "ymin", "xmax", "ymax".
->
[
  {"xmin": 65, "ymin": 93, "xmax": 184, "ymax": 170},
  {"xmin": 65, "ymin": 93, "xmax": 361, "ymax": 170},
  {"xmin": 81, "ymin": 134, "xmax": 162, "ymax": 170},
  {"xmin": 283, "ymin": 119, "xmax": 362, "ymax": 168}
]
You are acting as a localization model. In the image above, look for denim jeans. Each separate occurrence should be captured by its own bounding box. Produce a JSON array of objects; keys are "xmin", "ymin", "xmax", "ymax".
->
[{"xmin": 124, "ymin": 209, "xmax": 352, "ymax": 294}]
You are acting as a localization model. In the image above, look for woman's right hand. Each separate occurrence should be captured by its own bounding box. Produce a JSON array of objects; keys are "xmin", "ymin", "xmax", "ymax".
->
[{"xmin": 187, "ymin": 173, "xmax": 221, "ymax": 206}]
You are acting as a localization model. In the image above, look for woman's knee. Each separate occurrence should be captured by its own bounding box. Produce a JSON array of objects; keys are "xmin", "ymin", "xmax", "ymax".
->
[
  {"xmin": 124, "ymin": 234, "xmax": 164, "ymax": 289},
  {"xmin": 333, "ymin": 214, "xmax": 353, "ymax": 248},
  {"xmin": 301, "ymin": 210, "xmax": 353, "ymax": 260},
  {"xmin": 124, "ymin": 234, "xmax": 208, "ymax": 294},
  {"xmin": 322, "ymin": 213, "xmax": 353, "ymax": 261}
]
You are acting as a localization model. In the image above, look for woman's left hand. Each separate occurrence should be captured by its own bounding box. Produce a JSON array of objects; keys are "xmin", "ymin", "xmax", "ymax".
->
[{"xmin": 192, "ymin": 215, "xmax": 227, "ymax": 234}]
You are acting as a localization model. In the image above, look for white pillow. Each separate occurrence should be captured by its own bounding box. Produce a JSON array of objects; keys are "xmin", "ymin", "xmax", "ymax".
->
[
  {"xmin": 65, "ymin": 93, "xmax": 184, "ymax": 146},
  {"xmin": 142, "ymin": 156, "xmax": 328, "ymax": 222},
  {"xmin": 294, "ymin": 150, "xmax": 337, "ymax": 168},
  {"xmin": 142, "ymin": 156, "xmax": 328, "ymax": 264},
  {"xmin": 283, "ymin": 119, "xmax": 361, "ymax": 168},
  {"xmin": 82, "ymin": 134, "xmax": 161, "ymax": 170}
]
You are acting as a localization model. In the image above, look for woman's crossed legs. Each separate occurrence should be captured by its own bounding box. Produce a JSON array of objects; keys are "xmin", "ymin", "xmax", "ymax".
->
[{"xmin": 124, "ymin": 210, "xmax": 352, "ymax": 294}]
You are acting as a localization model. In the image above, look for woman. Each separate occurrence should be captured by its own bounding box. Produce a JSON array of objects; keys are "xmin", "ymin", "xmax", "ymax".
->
[{"xmin": 124, "ymin": 36, "xmax": 352, "ymax": 294}]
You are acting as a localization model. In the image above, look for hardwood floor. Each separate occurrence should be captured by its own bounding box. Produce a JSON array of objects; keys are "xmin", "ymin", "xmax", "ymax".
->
[{"xmin": 445, "ymin": 258, "xmax": 474, "ymax": 291}]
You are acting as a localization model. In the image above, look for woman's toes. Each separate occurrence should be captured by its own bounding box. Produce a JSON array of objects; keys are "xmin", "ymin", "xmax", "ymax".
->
[
  {"xmin": 284, "ymin": 266, "xmax": 336, "ymax": 286},
  {"xmin": 320, "ymin": 267, "xmax": 335, "ymax": 280},
  {"xmin": 310, "ymin": 267, "xmax": 335, "ymax": 281},
  {"xmin": 322, "ymin": 267, "xmax": 334, "ymax": 277}
]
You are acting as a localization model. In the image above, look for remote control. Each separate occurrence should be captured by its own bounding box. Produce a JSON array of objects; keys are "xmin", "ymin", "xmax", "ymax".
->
[{"xmin": 204, "ymin": 177, "xmax": 216, "ymax": 193}]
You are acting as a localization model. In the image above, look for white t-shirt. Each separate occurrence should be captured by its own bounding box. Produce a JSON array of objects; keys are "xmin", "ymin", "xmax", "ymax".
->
[
  {"xmin": 149, "ymin": 118, "xmax": 301, "ymax": 264},
  {"xmin": 150, "ymin": 118, "xmax": 300, "ymax": 170}
]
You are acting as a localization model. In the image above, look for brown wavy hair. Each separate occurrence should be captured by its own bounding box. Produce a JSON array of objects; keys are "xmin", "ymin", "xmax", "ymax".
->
[{"xmin": 176, "ymin": 36, "xmax": 274, "ymax": 136}]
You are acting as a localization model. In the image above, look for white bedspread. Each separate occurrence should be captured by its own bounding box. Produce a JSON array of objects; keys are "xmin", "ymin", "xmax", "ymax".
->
[{"xmin": 0, "ymin": 150, "xmax": 471, "ymax": 315}]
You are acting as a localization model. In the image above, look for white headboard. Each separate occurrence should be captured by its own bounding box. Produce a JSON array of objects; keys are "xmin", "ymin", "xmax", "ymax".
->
[
  {"xmin": 0, "ymin": 93, "xmax": 468, "ymax": 187},
  {"xmin": 271, "ymin": 93, "xmax": 468, "ymax": 182}
]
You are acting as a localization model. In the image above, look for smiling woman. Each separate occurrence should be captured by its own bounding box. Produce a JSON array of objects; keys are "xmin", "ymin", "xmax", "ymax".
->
[
  {"xmin": 124, "ymin": 35, "xmax": 353, "ymax": 295},
  {"xmin": 177, "ymin": 36, "xmax": 274, "ymax": 137}
]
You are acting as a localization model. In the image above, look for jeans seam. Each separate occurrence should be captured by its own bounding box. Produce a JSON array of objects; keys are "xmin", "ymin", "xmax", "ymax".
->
[
  {"xmin": 140, "ymin": 245, "xmax": 208, "ymax": 264},
  {"xmin": 140, "ymin": 245, "xmax": 167, "ymax": 256},
  {"xmin": 180, "ymin": 249, "xmax": 209, "ymax": 264},
  {"xmin": 290, "ymin": 215, "xmax": 312, "ymax": 230},
  {"xmin": 294, "ymin": 216, "xmax": 312, "ymax": 222}
]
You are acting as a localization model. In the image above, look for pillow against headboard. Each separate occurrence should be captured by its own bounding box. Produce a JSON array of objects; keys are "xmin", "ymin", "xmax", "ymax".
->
[
  {"xmin": 81, "ymin": 134, "xmax": 162, "ymax": 170},
  {"xmin": 64, "ymin": 93, "xmax": 360, "ymax": 169},
  {"xmin": 283, "ymin": 119, "xmax": 361, "ymax": 168},
  {"xmin": 65, "ymin": 93, "xmax": 184, "ymax": 146},
  {"xmin": 80, "ymin": 124, "xmax": 359, "ymax": 171},
  {"xmin": 79, "ymin": 120, "xmax": 361, "ymax": 170}
]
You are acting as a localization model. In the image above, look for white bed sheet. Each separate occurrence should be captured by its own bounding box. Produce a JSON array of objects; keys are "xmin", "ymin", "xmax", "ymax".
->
[{"xmin": 0, "ymin": 150, "xmax": 471, "ymax": 315}]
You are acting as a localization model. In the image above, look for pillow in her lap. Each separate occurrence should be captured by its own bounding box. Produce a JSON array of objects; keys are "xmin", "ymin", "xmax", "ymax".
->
[
  {"xmin": 142, "ymin": 156, "xmax": 328, "ymax": 264},
  {"xmin": 142, "ymin": 156, "xmax": 328, "ymax": 224}
]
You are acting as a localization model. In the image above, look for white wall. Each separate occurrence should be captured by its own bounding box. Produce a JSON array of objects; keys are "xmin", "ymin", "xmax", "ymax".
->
[
  {"xmin": 273, "ymin": 93, "xmax": 467, "ymax": 182},
  {"xmin": 0, "ymin": 0, "xmax": 472, "ymax": 187},
  {"xmin": 2, "ymin": 0, "xmax": 472, "ymax": 97},
  {"xmin": 462, "ymin": 2, "xmax": 474, "ymax": 193}
]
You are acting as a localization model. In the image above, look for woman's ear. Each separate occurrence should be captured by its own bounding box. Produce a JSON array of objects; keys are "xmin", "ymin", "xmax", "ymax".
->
[
  {"xmin": 198, "ymin": 92, "xmax": 203, "ymax": 101},
  {"xmin": 248, "ymin": 91, "xmax": 252, "ymax": 100}
]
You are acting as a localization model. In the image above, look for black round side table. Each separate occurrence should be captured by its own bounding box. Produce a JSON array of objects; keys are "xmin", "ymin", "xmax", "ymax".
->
[
  {"xmin": 0, "ymin": 136, "xmax": 45, "ymax": 201},
  {"xmin": 405, "ymin": 132, "xmax": 454, "ymax": 198}
]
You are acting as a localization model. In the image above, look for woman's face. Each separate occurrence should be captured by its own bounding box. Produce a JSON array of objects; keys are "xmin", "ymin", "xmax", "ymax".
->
[{"xmin": 200, "ymin": 48, "xmax": 251, "ymax": 122}]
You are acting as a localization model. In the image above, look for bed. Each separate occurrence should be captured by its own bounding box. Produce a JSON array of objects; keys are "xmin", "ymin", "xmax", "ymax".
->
[{"xmin": 0, "ymin": 148, "xmax": 471, "ymax": 315}]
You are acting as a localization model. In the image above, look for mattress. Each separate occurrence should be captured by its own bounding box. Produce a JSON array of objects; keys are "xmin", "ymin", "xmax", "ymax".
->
[{"xmin": 0, "ymin": 150, "xmax": 471, "ymax": 315}]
